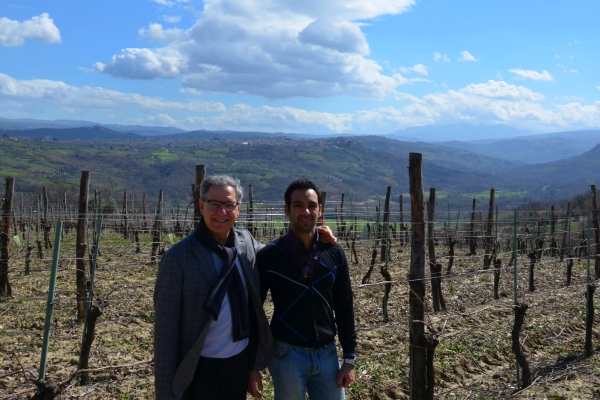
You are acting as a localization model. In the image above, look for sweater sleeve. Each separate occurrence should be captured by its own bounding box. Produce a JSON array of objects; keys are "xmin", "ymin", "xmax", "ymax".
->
[{"xmin": 331, "ymin": 245, "xmax": 357, "ymax": 357}]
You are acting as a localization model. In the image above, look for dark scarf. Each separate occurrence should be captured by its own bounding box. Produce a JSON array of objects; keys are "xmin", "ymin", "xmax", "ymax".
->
[{"xmin": 195, "ymin": 218, "xmax": 250, "ymax": 342}]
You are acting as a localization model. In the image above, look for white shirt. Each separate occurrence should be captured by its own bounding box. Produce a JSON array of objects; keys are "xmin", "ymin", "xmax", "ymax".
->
[{"xmin": 200, "ymin": 253, "xmax": 249, "ymax": 358}]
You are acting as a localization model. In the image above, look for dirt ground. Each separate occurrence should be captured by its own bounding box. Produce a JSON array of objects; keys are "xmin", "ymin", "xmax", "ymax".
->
[{"xmin": 1, "ymin": 225, "xmax": 600, "ymax": 399}]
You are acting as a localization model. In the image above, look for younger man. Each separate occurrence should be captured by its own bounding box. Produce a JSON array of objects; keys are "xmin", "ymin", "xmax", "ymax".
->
[{"xmin": 255, "ymin": 179, "xmax": 356, "ymax": 400}]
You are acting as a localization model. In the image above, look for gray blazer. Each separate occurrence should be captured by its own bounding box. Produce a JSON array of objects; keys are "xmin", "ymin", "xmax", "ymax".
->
[{"xmin": 153, "ymin": 228, "xmax": 273, "ymax": 400}]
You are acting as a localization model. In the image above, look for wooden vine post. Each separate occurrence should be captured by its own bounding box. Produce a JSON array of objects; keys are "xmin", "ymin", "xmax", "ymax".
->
[
  {"xmin": 584, "ymin": 210, "xmax": 595, "ymax": 357},
  {"xmin": 361, "ymin": 207, "xmax": 381, "ymax": 284},
  {"xmin": 381, "ymin": 186, "xmax": 391, "ymax": 262},
  {"xmin": 193, "ymin": 164, "xmax": 206, "ymax": 226},
  {"xmin": 0, "ymin": 177, "xmax": 15, "ymax": 297},
  {"xmin": 248, "ymin": 184, "xmax": 255, "ymax": 236},
  {"xmin": 43, "ymin": 185, "xmax": 52, "ymax": 249},
  {"xmin": 512, "ymin": 303, "xmax": 531, "ymax": 388},
  {"xmin": 446, "ymin": 211, "xmax": 457, "ymax": 275},
  {"xmin": 409, "ymin": 153, "xmax": 430, "ymax": 399},
  {"xmin": 339, "ymin": 193, "xmax": 346, "ymax": 240},
  {"xmin": 427, "ymin": 188, "xmax": 444, "ymax": 311},
  {"xmin": 318, "ymin": 191, "xmax": 327, "ymax": 227},
  {"xmin": 469, "ymin": 199, "xmax": 477, "ymax": 255},
  {"xmin": 380, "ymin": 186, "xmax": 393, "ymax": 322},
  {"xmin": 483, "ymin": 189, "xmax": 495, "ymax": 270},
  {"xmin": 585, "ymin": 283, "xmax": 596, "ymax": 357},
  {"xmin": 76, "ymin": 171, "xmax": 90, "ymax": 320},
  {"xmin": 151, "ymin": 190, "xmax": 164, "ymax": 262},
  {"xmin": 550, "ymin": 205, "xmax": 557, "ymax": 256},
  {"xmin": 78, "ymin": 217, "xmax": 104, "ymax": 384},
  {"xmin": 122, "ymin": 191, "xmax": 128, "ymax": 239},
  {"xmin": 142, "ymin": 193, "xmax": 147, "ymax": 228},
  {"xmin": 560, "ymin": 202, "xmax": 571, "ymax": 261},
  {"xmin": 591, "ymin": 185, "xmax": 600, "ymax": 279}
]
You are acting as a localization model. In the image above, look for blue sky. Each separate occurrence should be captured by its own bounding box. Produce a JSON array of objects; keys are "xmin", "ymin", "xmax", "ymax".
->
[{"xmin": 1, "ymin": 0, "xmax": 599, "ymax": 136}]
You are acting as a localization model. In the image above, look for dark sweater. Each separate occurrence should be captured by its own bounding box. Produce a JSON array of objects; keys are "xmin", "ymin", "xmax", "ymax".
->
[{"xmin": 257, "ymin": 237, "xmax": 356, "ymax": 357}]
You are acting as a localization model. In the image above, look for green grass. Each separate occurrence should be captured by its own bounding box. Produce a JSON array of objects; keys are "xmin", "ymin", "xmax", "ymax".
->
[
  {"xmin": 462, "ymin": 190, "xmax": 529, "ymax": 199},
  {"xmin": 152, "ymin": 151, "xmax": 178, "ymax": 161}
]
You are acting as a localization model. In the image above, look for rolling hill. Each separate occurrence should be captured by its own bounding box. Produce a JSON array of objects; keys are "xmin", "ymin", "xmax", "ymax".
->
[
  {"xmin": 354, "ymin": 136, "xmax": 523, "ymax": 173},
  {"xmin": 1, "ymin": 131, "xmax": 598, "ymax": 209},
  {"xmin": 0, "ymin": 136, "xmax": 509, "ymax": 207},
  {"xmin": 440, "ymin": 130, "xmax": 600, "ymax": 164}
]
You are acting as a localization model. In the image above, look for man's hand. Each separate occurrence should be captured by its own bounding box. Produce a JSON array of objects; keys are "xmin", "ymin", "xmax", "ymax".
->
[
  {"xmin": 248, "ymin": 370, "xmax": 263, "ymax": 398},
  {"xmin": 318, "ymin": 225, "xmax": 337, "ymax": 244},
  {"xmin": 337, "ymin": 363, "xmax": 355, "ymax": 388}
]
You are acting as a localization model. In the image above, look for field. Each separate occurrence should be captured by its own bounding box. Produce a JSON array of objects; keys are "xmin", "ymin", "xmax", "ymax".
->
[{"xmin": 1, "ymin": 205, "xmax": 600, "ymax": 399}]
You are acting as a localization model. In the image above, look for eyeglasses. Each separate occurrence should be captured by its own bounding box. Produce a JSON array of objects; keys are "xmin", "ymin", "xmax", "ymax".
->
[{"xmin": 203, "ymin": 199, "xmax": 240, "ymax": 211}]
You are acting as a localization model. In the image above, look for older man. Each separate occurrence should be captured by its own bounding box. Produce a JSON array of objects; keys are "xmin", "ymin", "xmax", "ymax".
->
[{"xmin": 154, "ymin": 175, "xmax": 273, "ymax": 399}]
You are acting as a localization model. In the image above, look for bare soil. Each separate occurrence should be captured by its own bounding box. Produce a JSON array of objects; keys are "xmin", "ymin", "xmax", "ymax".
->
[{"xmin": 2, "ymin": 228, "xmax": 600, "ymax": 399}]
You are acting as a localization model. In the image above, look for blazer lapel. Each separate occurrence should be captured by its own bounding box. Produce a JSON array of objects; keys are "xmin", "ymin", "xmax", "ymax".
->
[
  {"xmin": 234, "ymin": 231, "xmax": 251, "ymax": 272},
  {"xmin": 191, "ymin": 236, "xmax": 219, "ymax": 284}
]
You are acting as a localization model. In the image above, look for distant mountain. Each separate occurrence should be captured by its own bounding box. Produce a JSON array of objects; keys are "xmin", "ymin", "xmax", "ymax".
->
[
  {"xmin": 0, "ymin": 117, "xmax": 185, "ymax": 136},
  {"xmin": 1, "ymin": 125, "xmax": 139, "ymax": 140},
  {"xmin": 386, "ymin": 123, "xmax": 537, "ymax": 142},
  {"xmin": 508, "ymin": 143, "xmax": 600, "ymax": 198},
  {"xmin": 2, "ymin": 132, "xmax": 600, "ymax": 207},
  {"xmin": 165, "ymin": 129, "xmax": 336, "ymax": 139},
  {"xmin": 0, "ymin": 135, "xmax": 504, "ymax": 204},
  {"xmin": 440, "ymin": 130, "xmax": 600, "ymax": 164},
  {"xmin": 102, "ymin": 124, "xmax": 186, "ymax": 136},
  {"xmin": 0, "ymin": 117, "xmax": 98, "ymax": 130},
  {"xmin": 353, "ymin": 136, "xmax": 523, "ymax": 173}
]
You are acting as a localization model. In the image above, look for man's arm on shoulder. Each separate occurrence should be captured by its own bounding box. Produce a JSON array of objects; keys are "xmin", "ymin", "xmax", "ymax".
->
[
  {"xmin": 246, "ymin": 229, "xmax": 266, "ymax": 253},
  {"xmin": 153, "ymin": 250, "xmax": 183, "ymax": 400},
  {"xmin": 318, "ymin": 225, "xmax": 337, "ymax": 244}
]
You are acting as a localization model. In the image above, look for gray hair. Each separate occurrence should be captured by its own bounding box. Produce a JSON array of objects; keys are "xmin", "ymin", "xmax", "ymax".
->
[{"xmin": 200, "ymin": 175, "xmax": 244, "ymax": 203}]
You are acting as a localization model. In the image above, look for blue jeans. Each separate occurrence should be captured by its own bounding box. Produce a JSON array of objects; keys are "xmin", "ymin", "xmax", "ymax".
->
[{"xmin": 269, "ymin": 340, "xmax": 345, "ymax": 400}]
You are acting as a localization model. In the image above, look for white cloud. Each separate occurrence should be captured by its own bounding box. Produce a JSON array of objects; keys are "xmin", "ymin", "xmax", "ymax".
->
[
  {"xmin": 93, "ymin": 47, "xmax": 186, "ymax": 79},
  {"xmin": 459, "ymin": 51, "xmax": 478, "ymax": 62},
  {"xmin": 147, "ymin": 113, "xmax": 178, "ymax": 125},
  {"xmin": 2, "ymin": 73, "xmax": 599, "ymax": 133},
  {"xmin": 597, "ymin": 86, "xmax": 600, "ymax": 90},
  {"xmin": 399, "ymin": 64, "xmax": 428, "ymax": 76},
  {"xmin": 163, "ymin": 15, "xmax": 181, "ymax": 23},
  {"xmin": 0, "ymin": 73, "xmax": 225, "ymax": 113},
  {"xmin": 179, "ymin": 87, "xmax": 203, "ymax": 95},
  {"xmin": 433, "ymin": 52, "xmax": 450, "ymax": 62},
  {"xmin": 298, "ymin": 19, "xmax": 369, "ymax": 54},
  {"xmin": 151, "ymin": 0, "xmax": 189, "ymax": 6},
  {"xmin": 94, "ymin": 0, "xmax": 416, "ymax": 99},
  {"xmin": 139, "ymin": 23, "xmax": 184, "ymax": 42},
  {"xmin": 508, "ymin": 69, "xmax": 553, "ymax": 81},
  {"xmin": 0, "ymin": 13, "xmax": 61, "ymax": 46},
  {"xmin": 557, "ymin": 64, "xmax": 578, "ymax": 73}
]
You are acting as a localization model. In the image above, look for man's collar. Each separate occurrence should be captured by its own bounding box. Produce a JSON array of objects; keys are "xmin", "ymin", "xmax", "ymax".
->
[{"xmin": 284, "ymin": 228, "xmax": 319, "ymax": 250}]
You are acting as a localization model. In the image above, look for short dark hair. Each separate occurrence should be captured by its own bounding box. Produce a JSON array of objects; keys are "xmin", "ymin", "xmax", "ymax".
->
[{"xmin": 284, "ymin": 179, "xmax": 321, "ymax": 207}]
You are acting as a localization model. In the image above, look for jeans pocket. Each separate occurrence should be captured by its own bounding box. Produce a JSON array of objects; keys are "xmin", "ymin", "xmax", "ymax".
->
[
  {"xmin": 326, "ymin": 343, "xmax": 338, "ymax": 356},
  {"xmin": 273, "ymin": 343, "xmax": 291, "ymax": 360}
]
